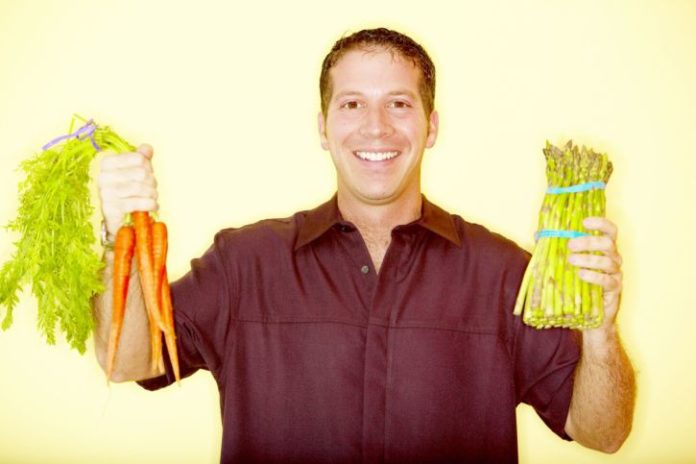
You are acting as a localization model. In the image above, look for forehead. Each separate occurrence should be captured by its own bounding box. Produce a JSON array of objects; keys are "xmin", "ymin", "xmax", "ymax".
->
[{"xmin": 329, "ymin": 48, "xmax": 422, "ymax": 97}]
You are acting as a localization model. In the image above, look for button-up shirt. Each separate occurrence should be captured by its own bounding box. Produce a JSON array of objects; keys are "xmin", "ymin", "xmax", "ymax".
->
[{"xmin": 140, "ymin": 195, "xmax": 579, "ymax": 464}]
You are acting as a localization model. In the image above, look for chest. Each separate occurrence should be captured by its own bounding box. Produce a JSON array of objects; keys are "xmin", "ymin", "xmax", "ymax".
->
[
  {"xmin": 217, "ymin": 229, "xmax": 525, "ymax": 462},
  {"xmin": 361, "ymin": 229, "xmax": 391, "ymax": 273},
  {"xmin": 234, "ymin": 229, "xmax": 511, "ymax": 334}
]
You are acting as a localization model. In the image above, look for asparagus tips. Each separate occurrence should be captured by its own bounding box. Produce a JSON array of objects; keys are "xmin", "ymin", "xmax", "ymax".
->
[{"xmin": 514, "ymin": 141, "xmax": 613, "ymax": 330}]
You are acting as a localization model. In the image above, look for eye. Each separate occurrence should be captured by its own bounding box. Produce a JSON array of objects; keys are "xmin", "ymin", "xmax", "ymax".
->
[
  {"xmin": 340, "ymin": 100, "xmax": 363, "ymax": 110},
  {"xmin": 388, "ymin": 100, "xmax": 411, "ymax": 109}
]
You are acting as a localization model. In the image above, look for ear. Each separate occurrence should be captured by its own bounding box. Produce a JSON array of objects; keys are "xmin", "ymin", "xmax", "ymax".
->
[
  {"xmin": 425, "ymin": 110, "xmax": 439, "ymax": 149},
  {"xmin": 318, "ymin": 111, "xmax": 329, "ymax": 150}
]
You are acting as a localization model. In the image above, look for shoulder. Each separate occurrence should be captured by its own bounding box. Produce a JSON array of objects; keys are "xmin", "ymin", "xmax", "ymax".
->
[
  {"xmin": 451, "ymin": 214, "xmax": 530, "ymax": 269},
  {"xmin": 422, "ymin": 197, "xmax": 528, "ymax": 265},
  {"xmin": 209, "ymin": 206, "xmax": 322, "ymax": 258}
]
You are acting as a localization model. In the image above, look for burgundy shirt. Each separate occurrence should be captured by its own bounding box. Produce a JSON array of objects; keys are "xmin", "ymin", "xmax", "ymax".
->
[{"xmin": 139, "ymin": 195, "xmax": 579, "ymax": 463}]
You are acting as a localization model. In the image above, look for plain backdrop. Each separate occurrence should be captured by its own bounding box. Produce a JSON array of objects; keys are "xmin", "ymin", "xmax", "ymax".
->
[{"xmin": 0, "ymin": 1, "xmax": 694, "ymax": 463}]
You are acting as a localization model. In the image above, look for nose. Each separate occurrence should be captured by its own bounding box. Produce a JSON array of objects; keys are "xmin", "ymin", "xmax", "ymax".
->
[{"xmin": 359, "ymin": 105, "xmax": 393, "ymax": 139}]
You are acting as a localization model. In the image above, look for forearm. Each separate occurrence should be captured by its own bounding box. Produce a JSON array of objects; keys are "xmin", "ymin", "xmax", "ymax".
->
[
  {"xmin": 565, "ymin": 326, "xmax": 636, "ymax": 453},
  {"xmin": 93, "ymin": 250, "xmax": 162, "ymax": 382}
]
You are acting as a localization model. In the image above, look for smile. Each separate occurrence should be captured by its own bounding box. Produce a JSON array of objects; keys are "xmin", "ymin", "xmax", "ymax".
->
[{"xmin": 353, "ymin": 150, "xmax": 400, "ymax": 162}]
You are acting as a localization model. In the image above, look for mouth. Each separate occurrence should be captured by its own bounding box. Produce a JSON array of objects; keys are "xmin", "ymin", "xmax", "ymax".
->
[{"xmin": 353, "ymin": 150, "xmax": 401, "ymax": 162}]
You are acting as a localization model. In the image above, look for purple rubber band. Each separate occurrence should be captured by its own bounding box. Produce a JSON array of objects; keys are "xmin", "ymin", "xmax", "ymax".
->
[
  {"xmin": 42, "ymin": 119, "xmax": 101, "ymax": 151},
  {"xmin": 76, "ymin": 123, "xmax": 101, "ymax": 151}
]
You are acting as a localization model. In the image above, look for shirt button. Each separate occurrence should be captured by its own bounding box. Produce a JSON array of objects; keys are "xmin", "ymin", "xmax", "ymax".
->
[{"xmin": 360, "ymin": 265, "xmax": 370, "ymax": 274}]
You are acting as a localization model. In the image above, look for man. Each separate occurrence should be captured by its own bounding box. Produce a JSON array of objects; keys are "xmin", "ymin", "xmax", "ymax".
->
[{"xmin": 94, "ymin": 28, "xmax": 635, "ymax": 463}]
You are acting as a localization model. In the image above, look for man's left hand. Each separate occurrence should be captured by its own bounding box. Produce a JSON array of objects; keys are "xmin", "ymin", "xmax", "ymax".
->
[{"xmin": 566, "ymin": 217, "xmax": 623, "ymax": 329}]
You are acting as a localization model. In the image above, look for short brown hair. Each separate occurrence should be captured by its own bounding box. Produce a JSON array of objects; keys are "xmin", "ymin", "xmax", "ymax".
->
[{"xmin": 319, "ymin": 28, "xmax": 436, "ymax": 117}]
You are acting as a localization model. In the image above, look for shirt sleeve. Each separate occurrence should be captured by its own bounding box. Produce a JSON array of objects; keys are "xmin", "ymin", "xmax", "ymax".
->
[
  {"xmin": 138, "ymin": 231, "xmax": 234, "ymax": 390},
  {"xmin": 505, "ymin": 248, "xmax": 581, "ymax": 440},
  {"xmin": 512, "ymin": 320, "xmax": 580, "ymax": 440}
]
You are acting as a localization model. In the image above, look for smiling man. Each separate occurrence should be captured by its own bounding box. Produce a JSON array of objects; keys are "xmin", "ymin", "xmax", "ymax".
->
[
  {"xmin": 317, "ymin": 42, "xmax": 438, "ymax": 272},
  {"xmin": 94, "ymin": 28, "xmax": 635, "ymax": 463}
]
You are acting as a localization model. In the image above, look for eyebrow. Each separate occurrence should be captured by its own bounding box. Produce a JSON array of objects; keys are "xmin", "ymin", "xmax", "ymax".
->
[{"xmin": 333, "ymin": 90, "xmax": 418, "ymax": 100}]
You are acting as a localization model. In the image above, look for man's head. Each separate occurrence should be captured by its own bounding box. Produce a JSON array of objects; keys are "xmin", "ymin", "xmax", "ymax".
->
[
  {"xmin": 320, "ymin": 28, "xmax": 436, "ymax": 119},
  {"xmin": 317, "ymin": 28, "xmax": 439, "ymax": 210}
]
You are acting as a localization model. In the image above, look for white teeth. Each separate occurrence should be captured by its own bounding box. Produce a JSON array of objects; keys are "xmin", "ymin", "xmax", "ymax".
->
[{"xmin": 354, "ymin": 151, "xmax": 399, "ymax": 161}]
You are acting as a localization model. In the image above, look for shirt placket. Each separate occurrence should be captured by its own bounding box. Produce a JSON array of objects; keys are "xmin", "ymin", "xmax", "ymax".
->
[{"xmin": 358, "ymin": 232, "xmax": 407, "ymax": 464}]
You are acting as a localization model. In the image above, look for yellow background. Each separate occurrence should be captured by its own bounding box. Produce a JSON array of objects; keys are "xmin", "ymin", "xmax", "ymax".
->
[{"xmin": 1, "ymin": 1, "xmax": 694, "ymax": 462}]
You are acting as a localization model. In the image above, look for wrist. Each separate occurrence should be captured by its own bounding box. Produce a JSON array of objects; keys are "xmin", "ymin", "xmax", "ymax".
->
[{"xmin": 581, "ymin": 323, "xmax": 619, "ymax": 350}]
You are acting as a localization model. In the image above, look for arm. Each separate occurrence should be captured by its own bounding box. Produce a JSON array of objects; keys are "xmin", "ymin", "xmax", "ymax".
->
[
  {"xmin": 564, "ymin": 217, "xmax": 636, "ymax": 453},
  {"xmin": 92, "ymin": 144, "xmax": 164, "ymax": 382}
]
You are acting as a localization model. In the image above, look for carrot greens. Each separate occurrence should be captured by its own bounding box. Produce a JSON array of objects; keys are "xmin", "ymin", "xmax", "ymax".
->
[{"xmin": 0, "ymin": 117, "xmax": 142, "ymax": 353}]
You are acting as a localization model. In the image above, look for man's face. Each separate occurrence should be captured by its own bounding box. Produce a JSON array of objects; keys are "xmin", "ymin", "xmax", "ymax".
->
[{"xmin": 318, "ymin": 48, "xmax": 438, "ymax": 208}]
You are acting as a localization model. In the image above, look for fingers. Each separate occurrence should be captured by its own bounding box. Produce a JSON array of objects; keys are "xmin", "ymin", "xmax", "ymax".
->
[
  {"xmin": 99, "ymin": 181, "xmax": 158, "ymax": 203},
  {"xmin": 567, "ymin": 217, "xmax": 619, "ymax": 255},
  {"xmin": 137, "ymin": 143, "xmax": 153, "ymax": 159},
  {"xmin": 568, "ymin": 234, "xmax": 615, "ymax": 253},
  {"xmin": 97, "ymin": 146, "xmax": 159, "ymax": 235},
  {"xmin": 567, "ymin": 216, "xmax": 624, "ymax": 318},
  {"xmin": 100, "ymin": 150, "xmax": 154, "ymax": 172},
  {"xmin": 576, "ymin": 268, "xmax": 622, "ymax": 292},
  {"xmin": 567, "ymin": 252, "xmax": 621, "ymax": 274},
  {"xmin": 581, "ymin": 216, "xmax": 617, "ymax": 241},
  {"xmin": 98, "ymin": 167, "xmax": 157, "ymax": 187},
  {"xmin": 567, "ymin": 218, "xmax": 622, "ymax": 272}
]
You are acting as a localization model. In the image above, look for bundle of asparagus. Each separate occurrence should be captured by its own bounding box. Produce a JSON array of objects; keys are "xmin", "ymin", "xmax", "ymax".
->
[{"xmin": 513, "ymin": 141, "xmax": 613, "ymax": 329}]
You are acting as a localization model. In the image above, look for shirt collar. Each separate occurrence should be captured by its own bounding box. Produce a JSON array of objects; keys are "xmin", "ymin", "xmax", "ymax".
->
[
  {"xmin": 294, "ymin": 194, "xmax": 345, "ymax": 250},
  {"xmin": 294, "ymin": 194, "xmax": 462, "ymax": 250},
  {"xmin": 415, "ymin": 196, "xmax": 462, "ymax": 247}
]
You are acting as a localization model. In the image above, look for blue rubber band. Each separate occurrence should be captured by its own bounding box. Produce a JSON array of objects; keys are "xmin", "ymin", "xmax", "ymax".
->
[
  {"xmin": 546, "ymin": 181, "xmax": 606, "ymax": 194},
  {"xmin": 535, "ymin": 229, "xmax": 589, "ymax": 241}
]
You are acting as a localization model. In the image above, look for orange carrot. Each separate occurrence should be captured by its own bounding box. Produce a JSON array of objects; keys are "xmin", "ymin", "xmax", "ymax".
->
[
  {"xmin": 151, "ymin": 220, "xmax": 168, "ymax": 374},
  {"xmin": 132, "ymin": 211, "xmax": 166, "ymax": 371},
  {"xmin": 152, "ymin": 221, "xmax": 167, "ymax": 317},
  {"xmin": 106, "ymin": 225, "xmax": 136, "ymax": 381},
  {"xmin": 152, "ymin": 221, "xmax": 180, "ymax": 382},
  {"xmin": 161, "ymin": 269, "xmax": 181, "ymax": 383},
  {"xmin": 150, "ymin": 306, "xmax": 164, "ymax": 373}
]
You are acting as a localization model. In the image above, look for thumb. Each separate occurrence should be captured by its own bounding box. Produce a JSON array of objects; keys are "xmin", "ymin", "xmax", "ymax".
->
[{"xmin": 137, "ymin": 143, "xmax": 154, "ymax": 159}]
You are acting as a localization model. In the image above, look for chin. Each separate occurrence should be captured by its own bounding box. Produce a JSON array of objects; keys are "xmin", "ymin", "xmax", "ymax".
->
[{"xmin": 355, "ymin": 188, "xmax": 403, "ymax": 205}]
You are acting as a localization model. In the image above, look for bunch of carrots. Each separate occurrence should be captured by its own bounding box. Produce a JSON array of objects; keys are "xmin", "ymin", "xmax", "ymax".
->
[
  {"xmin": 0, "ymin": 116, "xmax": 180, "ymax": 381},
  {"xmin": 100, "ymin": 129, "xmax": 181, "ymax": 383},
  {"xmin": 108, "ymin": 214, "xmax": 180, "ymax": 382}
]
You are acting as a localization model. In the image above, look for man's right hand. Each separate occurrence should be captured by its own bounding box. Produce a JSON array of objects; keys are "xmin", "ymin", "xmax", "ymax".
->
[
  {"xmin": 93, "ymin": 143, "xmax": 164, "ymax": 382},
  {"xmin": 97, "ymin": 143, "xmax": 159, "ymax": 240}
]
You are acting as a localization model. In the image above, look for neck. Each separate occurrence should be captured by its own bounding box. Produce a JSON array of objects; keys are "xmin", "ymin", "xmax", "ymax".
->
[
  {"xmin": 337, "ymin": 191, "xmax": 423, "ymax": 236},
  {"xmin": 337, "ymin": 190, "xmax": 422, "ymax": 273}
]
